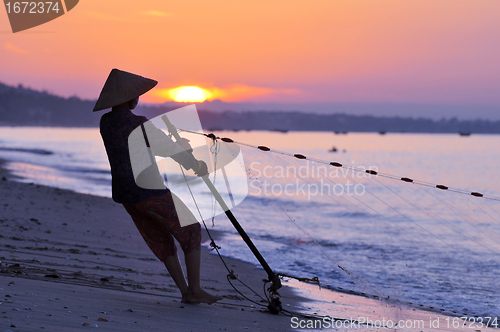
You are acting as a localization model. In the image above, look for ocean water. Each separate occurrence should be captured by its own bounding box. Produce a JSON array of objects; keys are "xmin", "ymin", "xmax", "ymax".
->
[
  {"xmin": 0, "ymin": 127, "xmax": 111, "ymax": 197},
  {"xmin": 0, "ymin": 126, "xmax": 499, "ymax": 319}
]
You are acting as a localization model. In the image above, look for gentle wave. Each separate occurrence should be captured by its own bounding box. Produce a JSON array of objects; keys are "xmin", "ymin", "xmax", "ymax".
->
[{"xmin": 0, "ymin": 146, "xmax": 53, "ymax": 155}]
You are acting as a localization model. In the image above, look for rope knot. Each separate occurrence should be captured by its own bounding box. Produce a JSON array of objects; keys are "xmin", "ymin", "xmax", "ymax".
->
[
  {"xmin": 209, "ymin": 240, "xmax": 221, "ymax": 251},
  {"xmin": 228, "ymin": 270, "xmax": 237, "ymax": 280}
]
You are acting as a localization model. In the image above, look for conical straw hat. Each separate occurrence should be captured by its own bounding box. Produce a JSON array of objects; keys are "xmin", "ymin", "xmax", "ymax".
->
[{"xmin": 93, "ymin": 69, "xmax": 158, "ymax": 112}]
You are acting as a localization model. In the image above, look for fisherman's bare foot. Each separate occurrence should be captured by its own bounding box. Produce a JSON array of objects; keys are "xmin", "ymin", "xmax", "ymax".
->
[{"xmin": 182, "ymin": 288, "xmax": 222, "ymax": 304}]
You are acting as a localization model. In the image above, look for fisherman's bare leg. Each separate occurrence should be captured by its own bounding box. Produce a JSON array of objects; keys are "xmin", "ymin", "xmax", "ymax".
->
[
  {"xmin": 184, "ymin": 249, "xmax": 222, "ymax": 304},
  {"xmin": 163, "ymin": 254, "xmax": 189, "ymax": 301}
]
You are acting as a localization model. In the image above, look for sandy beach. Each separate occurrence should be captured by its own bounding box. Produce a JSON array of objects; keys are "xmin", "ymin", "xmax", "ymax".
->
[
  {"xmin": 0, "ymin": 160, "xmax": 309, "ymax": 331},
  {"xmin": 1, "ymin": 159, "xmax": 498, "ymax": 332}
]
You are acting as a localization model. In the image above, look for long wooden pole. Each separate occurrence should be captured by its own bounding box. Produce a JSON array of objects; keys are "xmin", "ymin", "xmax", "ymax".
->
[{"xmin": 160, "ymin": 115, "xmax": 282, "ymax": 312}]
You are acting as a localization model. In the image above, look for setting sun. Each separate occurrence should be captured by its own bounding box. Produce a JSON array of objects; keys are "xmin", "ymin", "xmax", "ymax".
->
[{"xmin": 168, "ymin": 86, "xmax": 212, "ymax": 102}]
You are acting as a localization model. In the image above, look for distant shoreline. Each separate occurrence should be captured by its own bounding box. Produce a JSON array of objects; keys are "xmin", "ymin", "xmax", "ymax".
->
[
  {"xmin": 1, "ymin": 81, "xmax": 500, "ymax": 133},
  {"xmin": 0, "ymin": 124, "xmax": 498, "ymax": 135}
]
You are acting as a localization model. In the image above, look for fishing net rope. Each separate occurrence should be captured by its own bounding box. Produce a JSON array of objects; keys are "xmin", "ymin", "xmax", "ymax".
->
[
  {"xmin": 134, "ymin": 106, "xmax": 499, "ymax": 327},
  {"xmin": 217, "ymin": 139, "xmax": 499, "ymax": 317}
]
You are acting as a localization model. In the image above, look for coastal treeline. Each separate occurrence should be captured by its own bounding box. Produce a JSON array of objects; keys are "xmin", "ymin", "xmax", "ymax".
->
[
  {"xmin": 1, "ymin": 82, "xmax": 499, "ymax": 133},
  {"xmin": 0, "ymin": 82, "xmax": 98, "ymax": 126}
]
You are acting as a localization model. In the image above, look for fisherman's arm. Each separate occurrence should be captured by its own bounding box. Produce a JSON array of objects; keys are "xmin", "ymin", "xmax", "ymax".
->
[{"xmin": 143, "ymin": 121, "xmax": 206, "ymax": 174}]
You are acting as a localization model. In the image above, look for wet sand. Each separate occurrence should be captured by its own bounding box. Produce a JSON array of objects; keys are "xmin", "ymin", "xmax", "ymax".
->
[{"xmin": 1, "ymin": 161, "xmax": 497, "ymax": 331}]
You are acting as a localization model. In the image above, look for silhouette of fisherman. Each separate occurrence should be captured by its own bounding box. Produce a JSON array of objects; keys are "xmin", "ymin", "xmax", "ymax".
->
[{"xmin": 94, "ymin": 69, "xmax": 221, "ymax": 304}]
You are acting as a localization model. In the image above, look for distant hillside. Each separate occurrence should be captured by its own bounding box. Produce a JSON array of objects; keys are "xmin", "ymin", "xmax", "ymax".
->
[
  {"xmin": 0, "ymin": 82, "xmax": 499, "ymax": 133},
  {"xmin": 142, "ymin": 105, "xmax": 500, "ymax": 134},
  {"xmin": 200, "ymin": 110, "xmax": 500, "ymax": 133},
  {"xmin": 0, "ymin": 82, "xmax": 98, "ymax": 126}
]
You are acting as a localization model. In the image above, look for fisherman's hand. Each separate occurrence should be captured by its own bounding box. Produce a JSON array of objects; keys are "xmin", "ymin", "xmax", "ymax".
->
[
  {"xmin": 193, "ymin": 160, "xmax": 208, "ymax": 177},
  {"xmin": 177, "ymin": 138, "xmax": 192, "ymax": 152}
]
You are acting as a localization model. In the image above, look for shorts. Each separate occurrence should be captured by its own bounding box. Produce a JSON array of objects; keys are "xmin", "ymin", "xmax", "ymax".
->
[{"xmin": 123, "ymin": 191, "xmax": 201, "ymax": 261}]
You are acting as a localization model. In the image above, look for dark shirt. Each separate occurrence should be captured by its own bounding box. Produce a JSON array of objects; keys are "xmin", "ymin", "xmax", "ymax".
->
[{"xmin": 100, "ymin": 107, "xmax": 197, "ymax": 204}]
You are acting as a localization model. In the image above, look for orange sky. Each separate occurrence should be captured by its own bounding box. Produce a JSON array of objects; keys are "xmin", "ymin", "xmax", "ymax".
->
[{"xmin": 1, "ymin": 0, "xmax": 500, "ymax": 105}]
